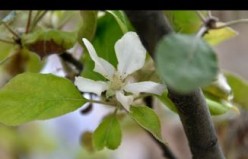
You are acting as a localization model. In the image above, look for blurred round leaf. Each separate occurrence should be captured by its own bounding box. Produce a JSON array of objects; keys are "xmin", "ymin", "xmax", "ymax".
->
[{"xmin": 155, "ymin": 33, "xmax": 218, "ymax": 93}]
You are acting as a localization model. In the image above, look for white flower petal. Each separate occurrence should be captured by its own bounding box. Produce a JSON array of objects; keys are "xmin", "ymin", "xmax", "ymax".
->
[
  {"xmin": 74, "ymin": 76, "xmax": 108, "ymax": 96},
  {"xmin": 124, "ymin": 81, "xmax": 165, "ymax": 95},
  {"xmin": 115, "ymin": 32, "xmax": 146, "ymax": 78},
  {"xmin": 83, "ymin": 38, "xmax": 115, "ymax": 80},
  {"xmin": 116, "ymin": 91, "xmax": 134, "ymax": 111}
]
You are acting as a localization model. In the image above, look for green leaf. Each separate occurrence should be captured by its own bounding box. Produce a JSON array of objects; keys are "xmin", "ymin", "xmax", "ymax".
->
[
  {"xmin": 22, "ymin": 29, "xmax": 77, "ymax": 58},
  {"xmin": 225, "ymin": 72, "xmax": 248, "ymax": 109},
  {"xmin": 106, "ymin": 10, "xmax": 128, "ymax": 33},
  {"xmin": 81, "ymin": 53, "xmax": 106, "ymax": 81},
  {"xmin": 156, "ymin": 91, "xmax": 178, "ymax": 113},
  {"xmin": 129, "ymin": 105, "xmax": 163, "ymax": 142},
  {"xmin": 204, "ymin": 22, "xmax": 238, "ymax": 46},
  {"xmin": 164, "ymin": 11, "xmax": 207, "ymax": 34},
  {"xmin": 81, "ymin": 13, "xmax": 122, "ymax": 80},
  {"xmin": 21, "ymin": 48, "xmax": 43, "ymax": 72},
  {"xmin": 206, "ymin": 97, "xmax": 235, "ymax": 115},
  {"xmin": 157, "ymin": 90, "xmax": 235, "ymax": 115},
  {"xmin": 202, "ymin": 72, "xmax": 233, "ymax": 101},
  {"xmin": 0, "ymin": 73, "xmax": 86, "ymax": 126},
  {"xmin": 0, "ymin": 42, "xmax": 15, "ymax": 64},
  {"xmin": 155, "ymin": 33, "xmax": 218, "ymax": 93},
  {"xmin": 78, "ymin": 11, "xmax": 98, "ymax": 45},
  {"xmin": 93, "ymin": 114, "xmax": 121, "ymax": 150}
]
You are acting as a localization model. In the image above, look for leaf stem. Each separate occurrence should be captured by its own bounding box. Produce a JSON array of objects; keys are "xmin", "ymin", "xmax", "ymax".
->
[
  {"xmin": 87, "ymin": 99, "xmax": 115, "ymax": 106},
  {"xmin": 196, "ymin": 26, "xmax": 208, "ymax": 37}
]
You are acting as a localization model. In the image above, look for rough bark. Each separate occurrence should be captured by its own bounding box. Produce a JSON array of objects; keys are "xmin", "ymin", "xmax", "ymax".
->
[{"xmin": 125, "ymin": 10, "xmax": 225, "ymax": 159}]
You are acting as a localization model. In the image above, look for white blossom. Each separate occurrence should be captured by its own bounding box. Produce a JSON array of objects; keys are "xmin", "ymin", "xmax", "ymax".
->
[{"xmin": 75, "ymin": 32, "xmax": 165, "ymax": 111}]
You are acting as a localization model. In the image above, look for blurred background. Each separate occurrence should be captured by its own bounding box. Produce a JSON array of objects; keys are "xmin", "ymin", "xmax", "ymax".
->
[{"xmin": 0, "ymin": 11, "xmax": 248, "ymax": 159}]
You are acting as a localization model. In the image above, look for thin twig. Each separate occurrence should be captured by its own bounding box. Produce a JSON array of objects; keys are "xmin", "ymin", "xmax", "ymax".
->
[
  {"xmin": 196, "ymin": 26, "xmax": 208, "ymax": 37},
  {"xmin": 32, "ymin": 11, "xmax": 42, "ymax": 24},
  {"xmin": 0, "ymin": 38, "xmax": 15, "ymax": 44},
  {"xmin": 196, "ymin": 11, "xmax": 206, "ymax": 22},
  {"xmin": 146, "ymin": 131, "xmax": 178, "ymax": 159},
  {"xmin": 208, "ymin": 10, "xmax": 212, "ymax": 18},
  {"xmin": 30, "ymin": 10, "xmax": 48, "ymax": 31},
  {"xmin": 25, "ymin": 11, "xmax": 32, "ymax": 33},
  {"xmin": 214, "ymin": 19, "xmax": 248, "ymax": 29},
  {"xmin": 143, "ymin": 96, "xmax": 178, "ymax": 159},
  {"xmin": 2, "ymin": 22, "xmax": 20, "ymax": 39}
]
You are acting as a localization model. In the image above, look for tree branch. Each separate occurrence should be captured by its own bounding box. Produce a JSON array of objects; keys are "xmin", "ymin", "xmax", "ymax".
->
[
  {"xmin": 125, "ymin": 10, "xmax": 225, "ymax": 159},
  {"xmin": 147, "ymin": 130, "xmax": 178, "ymax": 159},
  {"xmin": 144, "ymin": 96, "xmax": 178, "ymax": 159},
  {"xmin": 60, "ymin": 52, "xmax": 83, "ymax": 73}
]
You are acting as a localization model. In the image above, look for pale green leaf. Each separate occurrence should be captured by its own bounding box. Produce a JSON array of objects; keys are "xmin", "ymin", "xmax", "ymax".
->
[
  {"xmin": 78, "ymin": 11, "xmax": 98, "ymax": 45},
  {"xmin": 157, "ymin": 86, "xmax": 233, "ymax": 115},
  {"xmin": 206, "ymin": 97, "xmax": 235, "ymax": 115},
  {"xmin": 129, "ymin": 105, "xmax": 163, "ymax": 142},
  {"xmin": 204, "ymin": 22, "xmax": 238, "ymax": 46},
  {"xmin": 202, "ymin": 72, "xmax": 233, "ymax": 101},
  {"xmin": 155, "ymin": 33, "xmax": 218, "ymax": 93},
  {"xmin": 93, "ymin": 114, "xmax": 121, "ymax": 150},
  {"xmin": 20, "ymin": 48, "xmax": 43, "ymax": 72},
  {"xmin": 156, "ymin": 91, "xmax": 178, "ymax": 113},
  {"xmin": 106, "ymin": 10, "xmax": 128, "ymax": 33},
  {"xmin": 0, "ymin": 73, "xmax": 86, "ymax": 126},
  {"xmin": 164, "ymin": 11, "xmax": 207, "ymax": 34},
  {"xmin": 0, "ymin": 42, "xmax": 15, "ymax": 64},
  {"xmin": 225, "ymin": 72, "xmax": 248, "ymax": 109}
]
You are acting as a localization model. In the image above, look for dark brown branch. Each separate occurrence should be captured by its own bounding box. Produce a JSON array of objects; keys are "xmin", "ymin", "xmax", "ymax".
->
[
  {"xmin": 168, "ymin": 89, "xmax": 225, "ymax": 159},
  {"xmin": 125, "ymin": 10, "xmax": 225, "ymax": 159},
  {"xmin": 25, "ymin": 11, "xmax": 32, "ymax": 33},
  {"xmin": 60, "ymin": 52, "xmax": 83, "ymax": 73},
  {"xmin": 125, "ymin": 11, "xmax": 172, "ymax": 58},
  {"xmin": 147, "ymin": 130, "xmax": 178, "ymax": 159}
]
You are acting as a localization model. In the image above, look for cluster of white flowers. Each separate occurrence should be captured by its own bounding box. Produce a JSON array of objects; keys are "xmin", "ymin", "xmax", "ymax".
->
[{"xmin": 75, "ymin": 32, "xmax": 165, "ymax": 111}]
